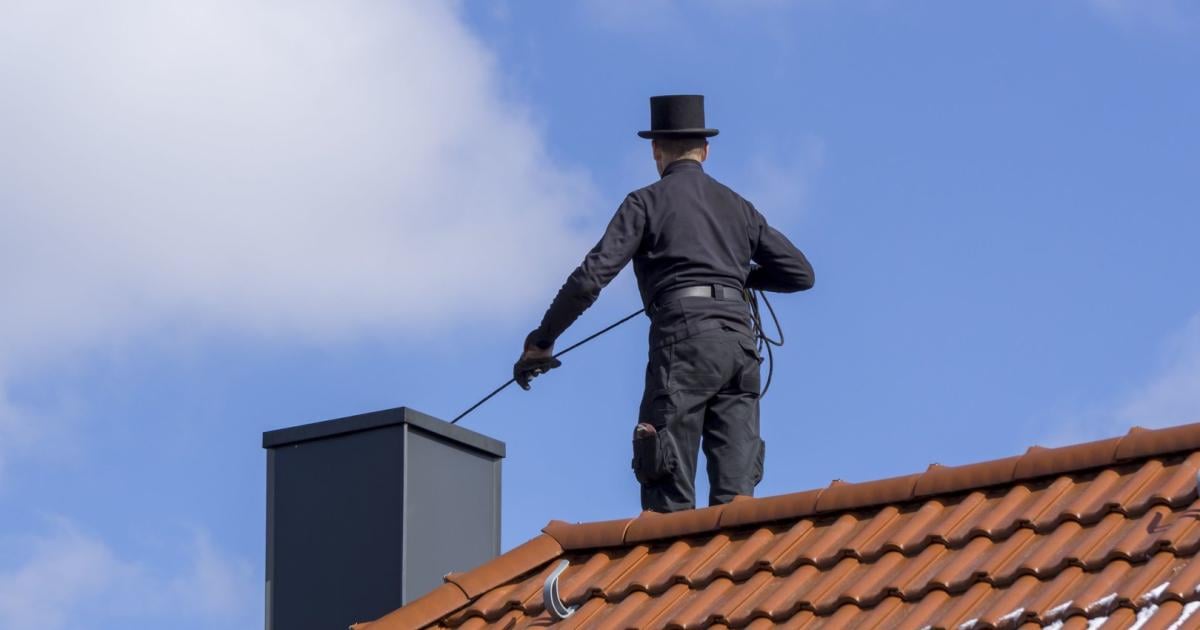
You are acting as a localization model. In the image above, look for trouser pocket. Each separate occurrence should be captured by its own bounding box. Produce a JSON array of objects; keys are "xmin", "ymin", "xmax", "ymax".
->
[
  {"xmin": 632, "ymin": 427, "xmax": 676, "ymax": 485},
  {"xmin": 737, "ymin": 337, "xmax": 763, "ymax": 363}
]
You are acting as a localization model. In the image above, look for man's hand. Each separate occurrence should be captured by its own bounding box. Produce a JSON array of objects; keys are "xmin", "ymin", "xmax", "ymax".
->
[{"xmin": 513, "ymin": 342, "xmax": 561, "ymax": 391}]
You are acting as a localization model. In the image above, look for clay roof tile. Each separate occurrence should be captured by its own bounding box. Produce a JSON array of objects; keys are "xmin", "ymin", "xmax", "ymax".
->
[{"xmin": 361, "ymin": 420, "xmax": 1200, "ymax": 630}]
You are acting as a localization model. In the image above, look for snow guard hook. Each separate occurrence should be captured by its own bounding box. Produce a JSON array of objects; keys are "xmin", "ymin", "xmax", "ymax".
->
[{"xmin": 543, "ymin": 559, "xmax": 575, "ymax": 621}]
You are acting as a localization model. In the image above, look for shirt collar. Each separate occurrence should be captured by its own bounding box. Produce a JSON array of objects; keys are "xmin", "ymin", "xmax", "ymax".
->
[{"xmin": 661, "ymin": 159, "xmax": 703, "ymax": 178}]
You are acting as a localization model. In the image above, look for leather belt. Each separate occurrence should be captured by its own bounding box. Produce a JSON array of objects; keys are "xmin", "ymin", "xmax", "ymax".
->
[{"xmin": 650, "ymin": 284, "xmax": 745, "ymax": 314}]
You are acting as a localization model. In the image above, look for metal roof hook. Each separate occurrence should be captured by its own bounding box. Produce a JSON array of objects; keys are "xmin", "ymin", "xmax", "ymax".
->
[{"xmin": 543, "ymin": 559, "xmax": 575, "ymax": 621}]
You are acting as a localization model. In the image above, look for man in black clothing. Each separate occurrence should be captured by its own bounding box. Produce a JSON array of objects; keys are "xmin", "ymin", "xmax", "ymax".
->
[{"xmin": 515, "ymin": 95, "xmax": 814, "ymax": 512}]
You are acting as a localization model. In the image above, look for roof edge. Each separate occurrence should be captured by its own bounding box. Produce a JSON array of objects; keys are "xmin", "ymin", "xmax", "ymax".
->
[
  {"xmin": 353, "ymin": 534, "xmax": 563, "ymax": 630},
  {"xmin": 350, "ymin": 582, "xmax": 468, "ymax": 630},
  {"xmin": 443, "ymin": 534, "xmax": 563, "ymax": 599}
]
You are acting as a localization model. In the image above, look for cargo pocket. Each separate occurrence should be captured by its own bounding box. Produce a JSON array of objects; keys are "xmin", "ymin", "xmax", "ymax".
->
[
  {"xmin": 738, "ymin": 337, "xmax": 763, "ymax": 364},
  {"xmin": 632, "ymin": 428, "xmax": 676, "ymax": 485},
  {"xmin": 752, "ymin": 438, "xmax": 766, "ymax": 487},
  {"xmin": 736, "ymin": 339, "xmax": 763, "ymax": 396}
]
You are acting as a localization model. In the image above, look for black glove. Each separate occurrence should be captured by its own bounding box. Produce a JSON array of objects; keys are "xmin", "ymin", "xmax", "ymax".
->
[{"xmin": 513, "ymin": 355, "xmax": 562, "ymax": 391}]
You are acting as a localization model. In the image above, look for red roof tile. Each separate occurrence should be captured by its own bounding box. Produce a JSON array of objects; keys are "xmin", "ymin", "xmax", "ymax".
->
[{"xmin": 353, "ymin": 422, "xmax": 1200, "ymax": 629}]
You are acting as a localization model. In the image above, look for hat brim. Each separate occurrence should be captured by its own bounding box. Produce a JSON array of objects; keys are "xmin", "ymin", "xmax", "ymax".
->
[{"xmin": 637, "ymin": 128, "xmax": 719, "ymax": 139}]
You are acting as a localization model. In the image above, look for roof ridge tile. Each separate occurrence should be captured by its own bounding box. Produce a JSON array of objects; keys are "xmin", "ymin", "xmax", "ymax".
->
[
  {"xmin": 717, "ymin": 488, "xmax": 823, "ymax": 529},
  {"xmin": 815, "ymin": 473, "xmax": 921, "ymax": 513},
  {"xmin": 625, "ymin": 504, "xmax": 727, "ymax": 545},
  {"xmin": 915, "ymin": 455, "xmax": 1023, "ymax": 498},
  {"xmin": 1013, "ymin": 437, "xmax": 1122, "ymax": 481},
  {"xmin": 1117, "ymin": 422, "xmax": 1200, "ymax": 461},
  {"xmin": 543, "ymin": 517, "xmax": 631, "ymax": 550}
]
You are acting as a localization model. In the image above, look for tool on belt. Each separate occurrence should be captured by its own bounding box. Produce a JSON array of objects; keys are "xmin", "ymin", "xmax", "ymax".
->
[{"xmin": 451, "ymin": 286, "xmax": 785, "ymax": 425}]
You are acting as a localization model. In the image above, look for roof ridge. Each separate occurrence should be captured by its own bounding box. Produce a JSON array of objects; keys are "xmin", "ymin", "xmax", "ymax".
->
[{"xmin": 541, "ymin": 421, "xmax": 1200, "ymax": 551}]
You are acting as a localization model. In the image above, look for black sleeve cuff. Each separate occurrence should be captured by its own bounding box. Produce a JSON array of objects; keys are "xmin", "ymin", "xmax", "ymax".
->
[{"xmin": 525, "ymin": 329, "xmax": 553, "ymax": 350}]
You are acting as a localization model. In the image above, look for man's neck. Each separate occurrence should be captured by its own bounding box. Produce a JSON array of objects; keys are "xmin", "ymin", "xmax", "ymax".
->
[{"xmin": 659, "ymin": 158, "xmax": 703, "ymax": 177}]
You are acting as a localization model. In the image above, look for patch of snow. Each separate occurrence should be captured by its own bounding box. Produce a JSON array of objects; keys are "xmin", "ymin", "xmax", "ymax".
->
[
  {"xmin": 998, "ymin": 607, "xmax": 1025, "ymax": 624},
  {"xmin": 1130, "ymin": 603, "xmax": 1161, "ymax": 630},
  {"xmin": 1168, "ymin": 601, "xmax": 1200, "ymax": 630},
  {"xmin": 1047, "ymin": 600, "xmax": 1074, "ymax": 619},
  {"xmin": 1141, "ymin": 581, "xmax": 1170, "ymax": 602},
  {"xmin": 1086, "ymin": 592, "xmax": 1118, "ymax": 614}
]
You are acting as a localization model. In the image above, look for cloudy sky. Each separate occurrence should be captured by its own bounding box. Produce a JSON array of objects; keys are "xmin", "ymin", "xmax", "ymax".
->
[{"xmin": 1, "ymin": 1, "xmax": 1198, "ymax": 627}]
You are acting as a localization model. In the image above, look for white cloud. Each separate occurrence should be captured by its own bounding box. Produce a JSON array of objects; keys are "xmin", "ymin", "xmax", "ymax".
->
[
  {"xmin": 1040, "ymin": 313, "xmax": 1200, "ymax": 446},
  {"xmin": 1115, "ymin": 314, "xmax": 1200, "ymax": 428},
  {"xmin": 0, "ymin": 2, "xmax": 595, "ymax": 620},
  {"xmin": 0, "ymin": 519, "xmax": 134, "ymax": 629},
  {"xmin": 0, "ymin": 0, "xmax": 594, "ymax": 361},
  {"xmin": 0, "ymin": 520, "xmax": 255, "ymax": 629},
  {"xmin": 169, "ymin": 530, "xmax": 256, "ymax": 620},
  {"xmin": 739, "ymin": 137, "xmax": 825, "ymax": 223},
  {"xmin": 0, "ymin": 379, "xmax": 39, "ymax": 485},
  {"xmin": 1088, "ymin": 0, "xmax": 1200, "ymax": 31},
  {"xmin": 0, "ymin": 0, "xmax": 597, "ymax": 462}
]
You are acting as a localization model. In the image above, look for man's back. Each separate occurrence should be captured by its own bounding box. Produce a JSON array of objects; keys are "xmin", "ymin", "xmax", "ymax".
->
[
  {"xmin": 631, "ymin": 159, "xmax": 756, "ymax": 307},
  {"xmin": 514, "ymin": 94, "xmax": 813, "ymax": 512}
]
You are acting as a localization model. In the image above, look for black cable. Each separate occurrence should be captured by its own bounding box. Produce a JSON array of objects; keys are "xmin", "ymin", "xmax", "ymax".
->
[
  {"xmin": 551, "ymin": 308, "xmax": 644, "ymax": 359},
  {"xmin": 449, "ymin": 378, "xmax": 515, "ymax": 426},
  {"xmin": 450, "ymin": 308, "xmax": 645, "ymax": 424},
  {"xmin": 749, "ymin": 289, "xmax": 785, "ymax": 398}
]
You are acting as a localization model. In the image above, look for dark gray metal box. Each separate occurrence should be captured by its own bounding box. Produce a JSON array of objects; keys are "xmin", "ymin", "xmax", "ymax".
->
[{"xmin": 263, "ymin": 407, "xmax": 505, "ymax": 630}]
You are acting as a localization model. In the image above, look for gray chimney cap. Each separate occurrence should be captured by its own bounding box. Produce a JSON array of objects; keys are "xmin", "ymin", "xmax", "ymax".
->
[{"xmin": 262, "ymin": 406, "xmax": 505, "ymax": 457}]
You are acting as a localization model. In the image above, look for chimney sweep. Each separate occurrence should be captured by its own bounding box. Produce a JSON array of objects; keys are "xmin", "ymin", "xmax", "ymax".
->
[{"xmin": 515, "ymin": 94, "xmax": 815, "ymax": 513}]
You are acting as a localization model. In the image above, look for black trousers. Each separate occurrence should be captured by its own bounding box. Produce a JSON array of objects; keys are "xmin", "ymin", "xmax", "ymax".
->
[{"xmin": 631, "ymin": 328, "xmax": 765, "ymax": 512}]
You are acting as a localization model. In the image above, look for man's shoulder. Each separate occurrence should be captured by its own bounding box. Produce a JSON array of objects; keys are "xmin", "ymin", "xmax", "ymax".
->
[
  {"xmin": 701, "ymin": 171, "xmax": 748, "ymax": 202},
  {"xmin": 694, "ymin": 170, "xmax": 754, "ymax": 211}
]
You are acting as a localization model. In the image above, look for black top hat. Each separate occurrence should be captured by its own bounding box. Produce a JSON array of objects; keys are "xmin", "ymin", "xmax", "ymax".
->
[{"xmin": 638, "ymin": 95, "xmax": 719, "ymax": 139}]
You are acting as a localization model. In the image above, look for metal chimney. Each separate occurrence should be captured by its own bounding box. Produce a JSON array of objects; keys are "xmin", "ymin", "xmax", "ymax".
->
[{"xmin": 262, "ymin": 406, "xmax": 505, "ymax": 630}]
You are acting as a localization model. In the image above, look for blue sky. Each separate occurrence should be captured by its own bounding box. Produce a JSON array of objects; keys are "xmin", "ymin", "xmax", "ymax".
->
[{"xmin": 1, "ymin": 1, "xmax": 1198, "ymax": 627}]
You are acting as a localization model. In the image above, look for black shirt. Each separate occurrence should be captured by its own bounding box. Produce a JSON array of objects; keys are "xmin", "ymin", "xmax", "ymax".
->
[{"xmin": 530, "ymin": 159, "xmax": 814, "ymax": 349}]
